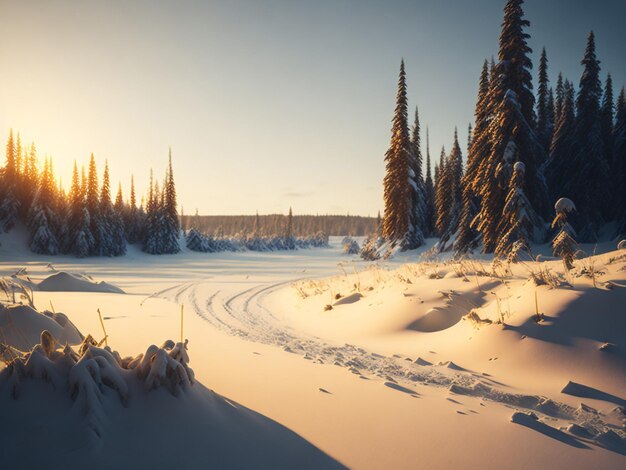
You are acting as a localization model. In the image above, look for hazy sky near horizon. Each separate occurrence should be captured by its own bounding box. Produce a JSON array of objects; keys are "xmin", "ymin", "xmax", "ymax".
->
[{"xmin": 1, "ymin": 0, "xmax": 625, "ymax": 216}]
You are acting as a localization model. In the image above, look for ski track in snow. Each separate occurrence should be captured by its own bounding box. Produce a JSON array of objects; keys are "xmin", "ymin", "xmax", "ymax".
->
[{"xmin": 156, "ymin": 278, "xmax": 626, "ymax": 446}]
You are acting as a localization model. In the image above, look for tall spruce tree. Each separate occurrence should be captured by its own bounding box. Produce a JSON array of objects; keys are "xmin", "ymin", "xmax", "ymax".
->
[
  {"xmin": 434, "ymin": 146, "xmax": 453, "ymax": 240},
  {"xmin": 85, "ymin": 154, "xmax": 102, "ymax": 254},
  {"xmin": 546, "ymin": 87, "xmax": 556, "ymax": 139},
  {"xmin": 0, "ymin": 130, "xmax": 20, "ymax": 231},
  {"xmin": 448, "ymin": 128, "xmax": 463, "ymax": 229},
  {"xmin": 554, "ymin": 73, "xmax": 565, "ymax": 125},
  {"xmin": 423, "ymin": 128, "xmax": 435, "ymax": 237},
  {"xmin": 125, "ymin": 175, "xmax": 140, "ymax": 243},
  {"xmin": 545, "ymin": 80, "xmax": 576, "ymax": 202},
  {"xmin": 406, "ymin": 107, "xmax": 426, "ymax": 249},
  {"xmin": 66, "ymin": 161, "xmax": 94, "ymax": 257},
  {"xmin": 569, "ymin": 31, "xmax": 610, "ymax": 240},
  {"xmin": 285, "ymin": 206, "xmax": 296, "ymax": 249},
  {"xmin": 537, "ymin": 48, "xmax": 550, "ymax": 150},
  {"xmin": 456, "ymin": 61, "xmax": 491, "ymax": 254},
  {"xmin": 474, "ymin": 0, "xmax": 548, "ymax": 252},
  {"xmin": 28, "ymin": 158, "xmax": 60, "ymax": 255},
  {"xmin": 382, "ymin": 60, "xmax": 412, "ymax": 248},
  {"xmin": 600, "ymin": 74, "xmax": 615, "ymax": 221},
  {"xmin": 161, "ymin": 149, "xmax": 181, "ymax": 253},
  {"xmin": 142, "ymin": 170, "xmax": 159, "ymax": 254},
  {"xmin": 613, "ymin": 88, "xmax": 626, "ymax": 235}
]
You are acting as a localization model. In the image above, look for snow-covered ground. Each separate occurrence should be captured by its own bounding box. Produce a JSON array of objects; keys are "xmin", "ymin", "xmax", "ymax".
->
[{"xmin": 1, "ymin": 232, "xmax": 625, "ymax": 469}]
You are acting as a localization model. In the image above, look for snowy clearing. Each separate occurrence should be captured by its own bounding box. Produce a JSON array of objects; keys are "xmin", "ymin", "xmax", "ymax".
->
[{"xmin": 1, "ymin": 234, "xmax": 626, "ymax": 469}]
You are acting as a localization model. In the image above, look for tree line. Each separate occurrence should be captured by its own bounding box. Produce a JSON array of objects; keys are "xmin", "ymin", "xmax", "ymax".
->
[
  {"xmin": 0, "ymin": 136, "xmax": 180, "ymax": 257},
  {"xmin": 380, "ymin": 0, "xmax": 626, "ymax": 259},
  {"xmin": 182, "ymin": 213, "xmax": 379, "ymax": 237},
  {"xmin": 0, "ymin": 138, "xmax": 335, "ymax": 257}
]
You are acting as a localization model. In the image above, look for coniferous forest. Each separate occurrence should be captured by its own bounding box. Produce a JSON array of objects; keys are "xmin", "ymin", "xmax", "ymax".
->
[
  {"xmin": 0, "ymin": 139, "xmax": 332, "ymax": 257},
  {"xmin": 379, "ymin": 0, "xmax": 626, "ymax": 259},
  {"xmin": 0, "ymin": 139, "xmax": 183, "ymax": 257}
]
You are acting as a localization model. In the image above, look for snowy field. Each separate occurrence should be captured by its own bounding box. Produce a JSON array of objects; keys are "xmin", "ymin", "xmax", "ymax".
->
[{"xmin": 1, "ymin": 232, "xmax": 625, "ymax": 469}]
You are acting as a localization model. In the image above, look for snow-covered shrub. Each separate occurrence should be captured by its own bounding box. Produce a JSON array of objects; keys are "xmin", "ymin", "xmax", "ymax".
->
[
  {"xmin": 342, "ymin": 237, "xmax": 360, "ymax": 255},
  {"xmin": 186, "ymin": 228, "xmax": 210, "ymax": 252},
  {"xmin": 1, "ymin": 323, "xmax": 195, "ymax": 438},
  {"xmin": 360, "ymin": 235, "xmax": 383, "ymax": 261},
  {"xmin": 551, "ymin": 197, "xmax": 577, "ymax": 270}
]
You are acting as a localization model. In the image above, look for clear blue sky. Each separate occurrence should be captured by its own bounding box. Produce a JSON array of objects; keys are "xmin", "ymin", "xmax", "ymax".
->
[{"xmin": 0, "ymin": 0, "xmax": 624, "ymax": 216}]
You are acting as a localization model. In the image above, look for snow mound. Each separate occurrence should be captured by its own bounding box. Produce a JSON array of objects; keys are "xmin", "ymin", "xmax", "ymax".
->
[
  {"xmin": 510, "ymin": 410, "xmax": 538, "ymax": 423},
  {"xmin": 438, "ymin": 360, "xmax": 466, "ymax": 371},
  {"xmin": 566, "ymin": 423, "xmax": 594, "ymax": 439},
  {"xmin": 38, "ymin": 271, "xmax": 125, "ymax": 293},
  {"xmin": 555, "ymin": 197, "xmax": 576, "ymax": 214},
  {"xmin": 0, "ymin": 304, "xmax": 83, "ymax": 352},
  {"xmin": 0, "ymin": 329, "xmax": 342, "ymax": 469},
  {"xmin": 2, "ymin": 330, "xmax": 195, "ymax": 435},
  {"xmin": 414, "ymin": 357, "xmax": 432, "ymax": 366}
]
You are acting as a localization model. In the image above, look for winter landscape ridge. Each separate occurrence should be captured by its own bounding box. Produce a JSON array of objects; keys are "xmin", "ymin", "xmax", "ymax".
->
[{"xmin": 2, "ymin": 0, "xmax": 626, "ymax": 468}]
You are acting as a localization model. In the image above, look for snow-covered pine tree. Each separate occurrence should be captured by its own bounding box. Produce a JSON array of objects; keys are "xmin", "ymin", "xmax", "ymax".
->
[
  {"xmin": 423, "ymin": 129, "xmax": 436, "ymax": 237},
  {"xmin": 161, "ymin": 150, "xmax": 181, "ymax": 254},
  {"xmin": 554, "ymin": 73, "xmax": 564, "ymax": 125},
  {"xmin": 114, "ymin": 183, "xmax": 124, "ymax": 215},
  {"xmin": 434, "ymin": 146, "xmax": 452, "ymax": 239},
  {"xmin": 284, "ymin": 207, "xmax": 296, "ymax": 250},
  {"xmin": 436, "ymin": 130, "xmax": 463, "ymax": 250},
  {"xmin": 74, "ymin": 206, "xmax": 95, "ymax": 258},
  {"xmin": 18, "ymin": 142, "xmax": 38, "ymax": 220},
  {"xmin": 545, "ymin": 80, "xmax": 576, "ymax": 201},
  {"xmin": 94, "ymin": 162, "xmax": 114, "ymax": 256},
  {"xmin": 448, "ymin": 128, "xmax": 463, "ymax": 232},
  {"xmin": 495, "ymin": 161, "xmax": 543, "ymax": 258},
  {"xmin": 67, "ymin": 161, "xmax": 94, "ymax": 256},
  {"xmin": 125, "ymin": 175, "xmax": 141, "ymax": 243},
  {"xmin": 29, "ymin": 208, "xmax": 58, "ymax": 255},
  {"xmin": 0, "ymin": 188, "xmax": 19, "ymax": 233},
  {"xmin": 186, "ymin": 228, "xmax": 208, "ymax": 252},
  {"xmin": 546, "ymin": 87, "xmax": 556, "ymax": 138},
  {"xmin": 600, "ymin": 74, "xmax": 615, "ymax": 222},
  {"xmin": 474, "ymin": 0, "xmax": 549, "ymax": 252},
  {"xmin": 0, "ymin": 130, "xmax": 20, "ymax": 232},
  {"xmin": 568, "ymin": 32, "xmax": 610, "ymax": 241},
  {"xmin": 551, "ymin": 197, "xmax": 577, "ymax": 270},
  {"xmin": 110, "ymin": 181, "xmax": 126, "ymax": 256},
  {"xmin": 85, "ymin": 154, "xmax": 101, "ymax": 255},
  {"xmin": 382, "ymin": 60, "xmax": 412, "ymax": 248},
  {"xmin": 613, "ymin": 88, "xmax": 626, "ymax": 236},
  {"xmin": 405, "ymin": 107, "xmax": 426, "ymax": 249},
  {"xmin": 28, "ymin": 159, "xmax": 59, "ymax": 255},
  {"xmin": 536, "ymin": 48, "xmax": 552, "ymax": 152},
  {"xmin": 456, "ymin": 61, "xmax": 492, "ymax": 254},
  {"xmin": 143, "ymin": 170, "xmax": 160, "ymax": 254}
]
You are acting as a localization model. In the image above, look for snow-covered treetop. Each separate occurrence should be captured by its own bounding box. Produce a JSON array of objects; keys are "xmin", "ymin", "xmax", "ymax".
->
[{"xmin": 555, "ymin": 197, "xmax": 576, "ymax": 214}]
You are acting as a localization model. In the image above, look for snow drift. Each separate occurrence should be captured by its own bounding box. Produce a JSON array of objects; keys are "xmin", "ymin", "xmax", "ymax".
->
[
  {"xmin": 38, "ymin": 271, "xmax": 125, "ymax": 294},
  {"xmin": 0, "ymin": 307, "xmax": 342, "ymax": 469}
]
